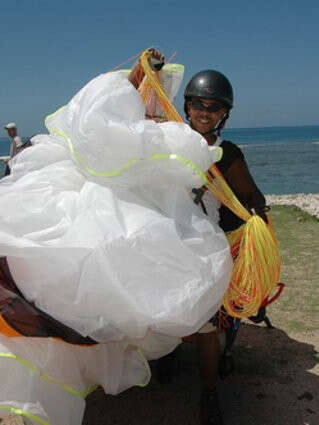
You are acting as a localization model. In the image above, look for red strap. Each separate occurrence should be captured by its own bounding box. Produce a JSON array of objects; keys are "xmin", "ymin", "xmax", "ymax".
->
[{"xmin": 262, "ymin": 282, "xmax": 285, "ymax": 307}]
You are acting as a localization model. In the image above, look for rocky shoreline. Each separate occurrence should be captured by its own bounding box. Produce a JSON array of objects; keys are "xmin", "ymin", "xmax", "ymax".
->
[{"xmin": 265, "ymin": 193, "xmax": 319, "ymax": 219}]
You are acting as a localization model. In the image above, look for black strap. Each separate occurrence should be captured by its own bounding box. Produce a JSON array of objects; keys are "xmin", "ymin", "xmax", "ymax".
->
[{"xmin": 191, "ymin": 188, "xmax": 208, "ymax": 215}]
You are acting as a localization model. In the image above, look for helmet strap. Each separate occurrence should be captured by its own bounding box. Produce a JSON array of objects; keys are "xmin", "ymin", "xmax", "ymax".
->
[
  {"xmin": 192, "ymin": 112, "xmax": 229, "ymax": 137},
  {"xmin": 215, "ymin": 112, "xmax": 229, "ymax": 135}
]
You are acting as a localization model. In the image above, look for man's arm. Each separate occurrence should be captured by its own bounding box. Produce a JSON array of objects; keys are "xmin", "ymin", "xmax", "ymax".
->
[
  {"xmin": 224, "ymin": 158, "xmax": 268, "ymax": 222},
  {"xmin": 128, "ymin": 61, "xmax": 145, "ymax": 89},
  {"xmin": 11, "ymin": 137, "xmax": 23, "ymax": 158}
]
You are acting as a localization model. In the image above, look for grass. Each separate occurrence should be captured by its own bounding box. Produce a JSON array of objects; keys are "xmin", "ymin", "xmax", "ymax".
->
[{"xmin": 265, "ymin": 205, "xmax": 319, "ymax": 332}]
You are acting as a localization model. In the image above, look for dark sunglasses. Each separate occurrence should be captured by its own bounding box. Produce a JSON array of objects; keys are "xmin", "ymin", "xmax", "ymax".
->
[{"xmin": 189, "ymin": 100, "xmax": 224, "ymax": 113}]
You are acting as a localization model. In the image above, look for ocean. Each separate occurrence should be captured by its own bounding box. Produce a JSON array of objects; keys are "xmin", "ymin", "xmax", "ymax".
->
[
  {"xmin": 223, "ymin": 125, "xmax": 319, "ymax": 194},
  {"xmin": 0, "ymin": 125, "xmax": 318, "ymax": 194}
]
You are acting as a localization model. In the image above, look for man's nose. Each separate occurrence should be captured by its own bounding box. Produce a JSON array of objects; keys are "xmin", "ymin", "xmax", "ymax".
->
[{"xmin": 199, "ymin": 109, "xmax": 210, "ymax": 118}]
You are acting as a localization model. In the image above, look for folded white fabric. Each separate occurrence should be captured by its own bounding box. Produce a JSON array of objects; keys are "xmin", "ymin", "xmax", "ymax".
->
[{"xmin": 0, "ymin": 71, "xmax": 232, "ymax": 423}]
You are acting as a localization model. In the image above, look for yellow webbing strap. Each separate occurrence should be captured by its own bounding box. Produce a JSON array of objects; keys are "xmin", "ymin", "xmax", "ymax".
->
[
  {"xmin": 140, "ymin": 51, "xmax": 183, "ymax": 123},
  {"xmin": 0, "ymin": 353, "xmax": 96, "ymax": 399},
  {"xmin": 0, "ymin": 406, "xmax": 50, "ymax": 425}
]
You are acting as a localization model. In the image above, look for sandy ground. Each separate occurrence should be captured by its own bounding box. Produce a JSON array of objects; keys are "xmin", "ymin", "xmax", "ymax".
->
[
  {"xmin": 82, "ymin": 201, "xmax": 319, "ymax": 425},
  {"xmin": 266, "ymin": 194, "xmax": 319, "ymax": 219},
  {"xmin": 83, "ymin": 323, "xmax": 319, "ymax": 425},
  {"xmin": 0, "ymin": 416, "xmax": 24, "ymax": 425}
]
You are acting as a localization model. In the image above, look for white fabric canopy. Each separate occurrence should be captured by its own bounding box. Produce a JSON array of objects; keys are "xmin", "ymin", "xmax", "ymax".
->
[{"xmin": 0, "ymin": 71, "xmax": 232, "ymax": 425}]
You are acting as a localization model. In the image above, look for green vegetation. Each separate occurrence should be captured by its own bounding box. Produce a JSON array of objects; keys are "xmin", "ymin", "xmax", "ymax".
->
[{"xmin": 266, "ymin": 205, "xmax": 319, "ymax": 332}]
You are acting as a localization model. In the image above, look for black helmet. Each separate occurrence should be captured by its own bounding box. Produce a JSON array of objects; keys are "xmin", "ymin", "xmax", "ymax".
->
[{"xmin": 184, "ymin": 70, "xmax": 233, "ymax": 110}]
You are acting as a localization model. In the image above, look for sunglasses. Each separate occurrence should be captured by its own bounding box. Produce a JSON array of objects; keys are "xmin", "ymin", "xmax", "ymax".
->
[{"xmin": 189, "ymin": 100, "xmax": 224, "ymax": 113}]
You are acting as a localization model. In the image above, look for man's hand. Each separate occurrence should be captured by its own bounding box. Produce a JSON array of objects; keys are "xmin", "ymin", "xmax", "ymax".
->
[
  {"xmin": 128, "ymin": 48, "xmax": 164, "ymax": 89},
  {"xmin": 145, "ymin": 114, "xmax": 167, "ymax": 123},
  {"xmin": 147, "ymin": 48, "xmax": 165, "ymax": 71}
]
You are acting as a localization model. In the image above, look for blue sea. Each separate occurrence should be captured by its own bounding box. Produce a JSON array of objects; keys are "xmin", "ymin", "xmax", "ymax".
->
[
  {"xmin": 223, "ymin": 125, "xmax": 319, "ymax": 194},
  {"xmin": 0, "ymin": 125, "xmax": 318, "ymax": 194}
]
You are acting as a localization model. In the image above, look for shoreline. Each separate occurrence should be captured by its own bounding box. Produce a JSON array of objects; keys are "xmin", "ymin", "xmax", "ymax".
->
[{"xmin": 266, "ymin": 193, "xmax": 319, "ymax": 219}]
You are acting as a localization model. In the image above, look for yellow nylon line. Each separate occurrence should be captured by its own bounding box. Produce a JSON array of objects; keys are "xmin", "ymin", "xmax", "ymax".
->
[
  {"xmin": 0, "ymin": 406, "xmax": 51, "ymax": 425},
  {"xmin": 45, "ymin": 116, "xmax": 214, "ymax": 181},
  {"xmin": 209, "ymin": 146, "xmax": 223, "ymax": 162},
  {"xmin": 44, "ymin": 105, "xmax": 67, "ymax": 124},
  {"xmin": 67, "ymin": 139, "xmax": 139, "ymax": 178},
  {"xmin": 0, "ymin": 353, "xmax": 91, "ymax": 399},
  {"xmin": 151, "ymin": 153, "xmax": 209, "ymax": 183},
  {"xmin": 49, "ymin": 129, "xmax": 69, "ymax": 141},
  {"xmin": 140, "ymin": 50, "xmax": 183, "ymax": 123},
  {"xmin": 160, "ymin": 64, "xmax": 184, "ymax": 73},
  {"xmin": 111, "ymin": 69, "xmax": 132, "ymax": 73},
  {"xmin": 113, "ymin": 64, "xmax": 184, "ymax": 74}
]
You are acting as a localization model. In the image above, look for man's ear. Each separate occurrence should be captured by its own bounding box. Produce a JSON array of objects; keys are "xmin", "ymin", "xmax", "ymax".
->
[{"xmin": 184, "ymin": 100, "xmax": 191, "ymax": 121}]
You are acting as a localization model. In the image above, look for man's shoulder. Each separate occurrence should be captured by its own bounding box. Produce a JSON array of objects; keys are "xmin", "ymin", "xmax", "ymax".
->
[
  {"xmin": 220, "ymin": 139, "xmax": 241, "ymax": 151},
  {"xmin": 220, "ymin": 139, "xmax": 244, "ymax": 159},
  {"xmin": 217, "ymin": 139, "xmax": 245, "ymax": 174}
]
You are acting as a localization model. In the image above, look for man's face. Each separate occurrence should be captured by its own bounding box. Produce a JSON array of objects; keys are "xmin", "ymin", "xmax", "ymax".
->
[
  {"xmin": 6, "ymin": 128, "xmax": 17, "ymax": 138},
  {"xmin": 187, "ymin": 98, "xmax": 227, "ymax": 134}
]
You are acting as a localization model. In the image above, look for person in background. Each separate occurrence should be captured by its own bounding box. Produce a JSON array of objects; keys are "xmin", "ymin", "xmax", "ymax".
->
[
  {"xmin": 3, "ymin": 122, "xmax": 23, "ymax": 175},
  {"xmin": 4, "ymin": 122, "xmax": 23, "ymax": 158}
]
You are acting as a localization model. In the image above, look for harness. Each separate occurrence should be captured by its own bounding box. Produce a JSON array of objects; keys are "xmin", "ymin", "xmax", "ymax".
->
[{"xmin": 0, "ymin": 257, "xmax": 97, "ymax": 345}]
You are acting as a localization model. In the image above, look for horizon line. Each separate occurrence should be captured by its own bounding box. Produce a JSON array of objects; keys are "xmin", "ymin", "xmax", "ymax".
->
[{"xmin": 0, "ymin": 123, "xmax": 319, "ymax": 140}]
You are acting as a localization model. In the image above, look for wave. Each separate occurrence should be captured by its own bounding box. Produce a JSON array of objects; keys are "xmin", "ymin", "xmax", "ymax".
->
[
  {"xmin": 239, "ymin": 140, "xmax": 319, "ymax": 149},
  {"xmin": 239, "ymin": 143, "xmax": 280, "ymax": 148},
  {"xmin": 250, "ymin": 162, "xmax": 270, "ymax": 167}
]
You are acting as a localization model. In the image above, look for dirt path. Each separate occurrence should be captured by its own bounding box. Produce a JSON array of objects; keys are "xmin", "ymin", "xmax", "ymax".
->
[
  {"xmin": 84, "ymin": 206, "xmax": 319, "ymax": 425},
  {"xmin": 83, "ymin": 323, "xmax": 319, "ymax": 425}
]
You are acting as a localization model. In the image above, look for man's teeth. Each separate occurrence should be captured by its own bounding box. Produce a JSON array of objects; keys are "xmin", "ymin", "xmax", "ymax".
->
[{"xmin": 199, "ymin": 119, "xmax": 210, "ymax": 124}]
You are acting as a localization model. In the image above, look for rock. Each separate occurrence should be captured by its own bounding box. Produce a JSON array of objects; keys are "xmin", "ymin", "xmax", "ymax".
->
[
  {"xmin": 297, "ymin": 391, "xmax": 314, "ymax": 401},
  {"xmin": 265, "ymin": 194, "xmax": 319, "ymax": 219}
]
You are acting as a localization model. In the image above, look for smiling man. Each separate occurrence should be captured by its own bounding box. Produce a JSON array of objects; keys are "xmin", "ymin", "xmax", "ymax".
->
[
  {"xmin": 158, "ymin": 69, "xmax": 269, "ymax": 425},
  {"xmin": 129, "ymin": 54, "xmax": 268, "ymax": 425},
  {"xmin": 188, "ymin": 71, "xmax": 269, "ymax": 425},
  {"xmin": 184, "ymin": 70, "xmax": 268, "ymax": 231}
]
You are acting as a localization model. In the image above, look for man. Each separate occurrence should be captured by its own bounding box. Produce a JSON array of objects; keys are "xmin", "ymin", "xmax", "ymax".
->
[
  {"xmin": 159, "ymin": 70, "xmax": 268, "ymax": 425},
  {"xmin": 183, "ymin": 70, "xmax": 268, "ymax": 425},
  {"xmin": 129, "ymin": 52, "xmax": 268, "ymax": 425},
  {"xmin": 4, "ymin": 122, "xmax": 23, "ymax": 158},
  {"xmin": 3, "ymin": 122, "xmax": 23, "ymax": 175}
]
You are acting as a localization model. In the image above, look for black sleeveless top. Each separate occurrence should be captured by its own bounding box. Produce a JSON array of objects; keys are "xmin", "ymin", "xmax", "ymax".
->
[{"xmin": 215, "ymin": 140, "xmax": 246, "ymax": 232}]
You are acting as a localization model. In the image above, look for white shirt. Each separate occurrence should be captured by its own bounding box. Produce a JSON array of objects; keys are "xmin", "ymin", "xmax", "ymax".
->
[{"xmin": 10, "ymin": 136, "xmax": 23, "ymax": 158}]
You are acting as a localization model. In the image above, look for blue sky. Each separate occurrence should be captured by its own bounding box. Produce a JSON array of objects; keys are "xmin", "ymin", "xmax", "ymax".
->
[{"xmin": 0, "ymin": 0, "xmax": 318, "ymax": 136}]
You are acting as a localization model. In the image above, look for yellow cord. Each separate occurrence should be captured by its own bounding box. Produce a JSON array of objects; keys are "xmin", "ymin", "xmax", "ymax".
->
[{"xmin": 139, "ymin": 49, "xmax": 282, "ymax": 318}]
